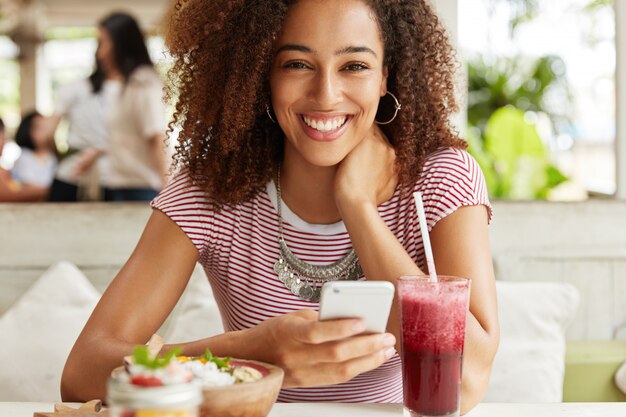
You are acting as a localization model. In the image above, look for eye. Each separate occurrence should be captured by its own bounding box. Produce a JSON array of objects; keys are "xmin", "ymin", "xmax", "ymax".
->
[
  {"xmin": 343, "ymin": 62, "xmax": 370, "ymax": 72},
  {"xmin": 283, "ymin": 61, "xmax": 311, "ymax": 70}
]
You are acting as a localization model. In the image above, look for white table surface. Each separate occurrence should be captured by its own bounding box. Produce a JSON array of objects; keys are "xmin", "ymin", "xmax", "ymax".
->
[{"xmin": 3, "ymin": 402, "xmax": 626, "ymax": 417}]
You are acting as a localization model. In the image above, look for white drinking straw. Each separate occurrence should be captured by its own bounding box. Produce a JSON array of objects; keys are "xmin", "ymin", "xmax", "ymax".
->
[{"xmin": 413, "ymin": 192, "xmax": 438, "ymax": 282}]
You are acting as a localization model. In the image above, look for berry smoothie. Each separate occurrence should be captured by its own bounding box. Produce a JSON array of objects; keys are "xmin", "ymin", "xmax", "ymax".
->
[{"xmin": 398, "ymin": 277, "xmax": 470, "ymax": 417}]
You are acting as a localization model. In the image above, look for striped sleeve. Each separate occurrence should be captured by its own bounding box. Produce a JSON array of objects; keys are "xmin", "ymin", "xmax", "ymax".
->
[
  {"xmin": 150, "ymin": 173, "xmax": 215, "ymax": 255},
  {"xmin": 419, "ymin": 148, "xmax": 493, "ymax": 230}
]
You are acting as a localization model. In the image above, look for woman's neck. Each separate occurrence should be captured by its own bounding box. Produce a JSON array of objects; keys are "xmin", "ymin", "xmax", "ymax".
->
[
  {"xmin": 33, "ymin": 148, "xmax": 52, "ymax": 160},
  {"xmin": 280, "ymin": 156, "xmax": 341, "ymax": 225},
  {"xmin": 106, "ymin": 69, "xmax": 123, "ymax": 81}
]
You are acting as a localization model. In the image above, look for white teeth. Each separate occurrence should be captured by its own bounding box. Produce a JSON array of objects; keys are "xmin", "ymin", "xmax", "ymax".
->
[{"xmin": 302, "ymin": 116, "xmax": 347, "ymax": 132}]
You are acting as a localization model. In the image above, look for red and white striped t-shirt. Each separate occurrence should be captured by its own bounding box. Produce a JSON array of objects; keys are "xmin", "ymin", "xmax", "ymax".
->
[{"xmin": 151, "ymin": 147, "xmax": 493, "ymax": 403}]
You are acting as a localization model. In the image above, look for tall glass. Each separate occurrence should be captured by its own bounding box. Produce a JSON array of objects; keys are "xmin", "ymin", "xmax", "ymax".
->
[{"xmin": 398, "ymin": 276, "xmax": 471, "ymax": 417}]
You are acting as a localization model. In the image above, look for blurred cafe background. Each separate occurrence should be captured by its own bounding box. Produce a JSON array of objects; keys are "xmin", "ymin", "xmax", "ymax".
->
[
  {"xmin": 0, "ymin": 0, "xmax": 625, "ymax": 406},
  {"xmin": 0, "ymin": 0, "xmax": 171, "ymax": 170},
  {"xmin": 1, "ymin": 0, "xmax": 622, "ymax": 201}
]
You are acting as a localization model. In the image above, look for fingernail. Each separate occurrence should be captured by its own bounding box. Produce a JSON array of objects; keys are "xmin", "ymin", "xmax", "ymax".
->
[
  {"xmin": 382, "ymin": 334, "xmax": 396, "ymax": 347},
  {"xmin": 384, "ymin": 347, "xmax": 397, "ymax": 359},
  {"xmin": 353, "ymin": 320, "xmax": 366, "ymax": 333}
]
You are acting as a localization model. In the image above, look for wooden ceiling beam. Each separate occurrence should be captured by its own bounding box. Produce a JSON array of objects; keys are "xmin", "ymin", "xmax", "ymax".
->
[{"xmin": 39, "ymin": 0, "xmax": 172, "ymax": 30}]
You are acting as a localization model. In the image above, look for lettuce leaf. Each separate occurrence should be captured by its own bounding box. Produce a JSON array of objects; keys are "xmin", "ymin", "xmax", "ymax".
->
[{"xmin": 132, "ymin": 345, "xmax": 182, "ymax": 369}]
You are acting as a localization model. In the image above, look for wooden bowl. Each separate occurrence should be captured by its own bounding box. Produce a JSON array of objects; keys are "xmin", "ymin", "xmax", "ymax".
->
[
  {"xmin": 199, "ymin": 359, "xmax": 284, "ymax": 417},
  {"xmin": 110, "ymin": 359, "xmax": 284, "ymax": 417}
]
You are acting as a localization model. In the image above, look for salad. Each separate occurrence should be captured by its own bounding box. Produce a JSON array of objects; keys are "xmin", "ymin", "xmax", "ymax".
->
[{"xmin": 121, "ymin": 345, "xmax": 263, "ymax": 387}]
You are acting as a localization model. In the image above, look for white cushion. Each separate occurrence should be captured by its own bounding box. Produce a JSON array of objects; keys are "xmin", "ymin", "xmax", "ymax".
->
[
  {"xmin": 616, "ymin": 361, "xmax": 626, "ymax": 395},
  {"xmin": 0, "ymin": 262, "xmax": 100, "ymax": 401},
  {"xmin": 163, "ymin": 265, "xmax": 223, "ymax": 343},
  {"xmin": 484, "ymin": 281, "xmax": 579, "ymax": 403}
]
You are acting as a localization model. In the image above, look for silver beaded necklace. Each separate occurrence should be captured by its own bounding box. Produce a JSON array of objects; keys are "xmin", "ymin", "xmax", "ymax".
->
[{"xmin": 272, "ymin": 167, "xmax": 363, "ymax": 302}]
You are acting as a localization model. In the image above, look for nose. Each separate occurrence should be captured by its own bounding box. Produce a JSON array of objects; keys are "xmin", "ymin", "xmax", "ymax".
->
[{"xmin": 309, "ymin": 69, "xmax": 342, "ymax": 109}]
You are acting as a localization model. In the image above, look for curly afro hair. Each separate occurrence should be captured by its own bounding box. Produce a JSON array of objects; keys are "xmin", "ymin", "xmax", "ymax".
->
[{"xmin": 165, "ymin": 0, "xmax": 466, "ymax": 207}]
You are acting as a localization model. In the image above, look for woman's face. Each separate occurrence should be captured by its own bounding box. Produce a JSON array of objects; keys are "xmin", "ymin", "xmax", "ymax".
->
[
  {"xmin": 269, "ymin": 0, "xmax": 388, "ymax": 168},
  {"xmin": 96, "ymin": 27, "xmax": 117, "ymax": 74},
  {"xmin": 30, "ymin": 116, "xmax": 48, "ymax": 150}
]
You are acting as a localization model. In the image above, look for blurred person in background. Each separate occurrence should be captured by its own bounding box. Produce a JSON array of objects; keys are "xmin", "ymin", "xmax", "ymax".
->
[
  {"xmin": 46, "ymin": 60, "xmax": 120, "ymax": 202},
  {"xmin": 0, "ymin": 117, "xmax": 48, "ymax": 202},
  {"xmin": 88, "ymin": 12, "xmax": 169, "ymax": 201},
  {"xmin": 12, "ymin": 111, "xmax": 57, "ymax": 189}
]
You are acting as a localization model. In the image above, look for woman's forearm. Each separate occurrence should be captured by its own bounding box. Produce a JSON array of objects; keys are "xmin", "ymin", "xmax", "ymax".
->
[
  {"xmin": 61, "ymin": 329, "xmax": 253, "ymax": 402},
  {"xmin": 0, "ymin": 180, "xmax": 47, "ymax": 202},
  {"xmin": 460, "ymin": 312, "xmax": 499, "ymax": 414}
]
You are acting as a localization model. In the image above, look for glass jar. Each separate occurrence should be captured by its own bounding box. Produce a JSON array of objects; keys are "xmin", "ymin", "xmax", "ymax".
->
[{"xmin": 107, "ymin": 376, "xmax": 202, "ymax": 417}]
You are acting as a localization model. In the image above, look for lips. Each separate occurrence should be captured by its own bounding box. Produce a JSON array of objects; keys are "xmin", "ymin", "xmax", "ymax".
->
[
  {"xmin": 298, "ymin": 113, "xmax": 353, "ymax": 142},
  {"xmin": 301, "ymin": 115, "xmax": 348, "ymax": 132}
]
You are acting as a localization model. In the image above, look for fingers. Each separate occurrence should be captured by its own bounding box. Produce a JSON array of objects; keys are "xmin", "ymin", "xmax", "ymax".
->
[
  {"xmin": 321, "ymin": 342, "xmax": 396, "ymax": 384},
  {"xmin": 282, "ymin": 334, "xmax": 397, "ymax": 388},
  {"xmin": 288, "ymin": 309, "xmax": 392, "ymax": 346},
  {"xmin": 266, "ymin": 310, "xmax": 398, "ymax": 388},
  {"xmin": 318, "ymin": 332, "xmax": 396, "ymax": 363},
  {"xmin": 291, "ymin": 315, "xmax": 367, "ymax": 344},
  {"xmin": 290, "ymin": 309, "xmax": 318, "ymax": 320}
]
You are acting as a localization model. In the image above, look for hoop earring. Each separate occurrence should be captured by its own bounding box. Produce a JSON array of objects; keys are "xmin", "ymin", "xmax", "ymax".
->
[
  {"xmin": 375, "ymin": 91, "xmax": 402, "ymax": 125},
  {"xmin": 266, "ymin": 104, "xmax": 277, "ymax": 123}
]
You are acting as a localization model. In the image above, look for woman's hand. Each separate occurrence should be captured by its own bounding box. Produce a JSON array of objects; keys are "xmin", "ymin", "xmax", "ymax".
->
[
  {"xmin": 246, "ymin": 309, "xmax": 396, "ymax": 388},
  {"xmin": 334, "ymin": 124, "xmax": 397, "ymax": 210},
  {"xmin": 73, "ymin": 148, "xmax": 102, "ymax": 177}
]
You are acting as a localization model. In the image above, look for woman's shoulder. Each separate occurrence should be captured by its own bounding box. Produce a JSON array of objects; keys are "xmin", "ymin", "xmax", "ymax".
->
[
  {"xmin": 412, "ymin": 147, "xmax": 493, "ymax": 225},
  {"xmin": 150, "ymin": 172, "xmax": 268, "ymax": 255},
  {"xmin": 152, "ymin": 172, "xmax": 210, "ymax": 209},
  {"xmin": 414, "ymin": 146, "xmax": 486, "ymax": 196},
  {"xmin": 422, "ymin": 147, "xmax": 477, "ymax": 174}
]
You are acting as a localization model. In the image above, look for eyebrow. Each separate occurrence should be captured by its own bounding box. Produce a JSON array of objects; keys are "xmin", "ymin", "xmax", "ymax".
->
[
  {"xmin": 336, "ymin": 46, "xmax": 377, "ymax": 57},
  {"xmin": 275, "ymin": 44, "xmax": 378, "ymax": 58}
]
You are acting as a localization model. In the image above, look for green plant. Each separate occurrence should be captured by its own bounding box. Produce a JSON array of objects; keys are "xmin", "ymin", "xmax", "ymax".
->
[
  {"xmin": 468, "ymin": 106, "xmax": 567, "ymax": 199},
  {"xmin": 468, "ymin": 54, "xmax": 572, "ymax": 138},
  {"xmin": 467, "ymin": 0, "xmax": 613, "ymax": 199},
  {"xmin": 466, "ymin": 54, "xmax": 570, "ymax": 199}
]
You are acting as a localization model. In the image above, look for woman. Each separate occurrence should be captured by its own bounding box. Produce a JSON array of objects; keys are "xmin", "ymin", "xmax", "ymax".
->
[
  {"xmin": 0, "ymin": 117, "xmax": 48, "ymax": 202},
  {"xmin": 62, "ymin": 0, "xmax": 499, "ymax": 412},
  {"xmin": 46, "ymin": 61, "xmax": 120, "ymax": 202},
  {"xmin": 12, "ymin": 111, "xmax": 57, "ymax": 189},
  {"xmin": 93, "ymin": 12, "xmax": 168, "ymax": 201}
]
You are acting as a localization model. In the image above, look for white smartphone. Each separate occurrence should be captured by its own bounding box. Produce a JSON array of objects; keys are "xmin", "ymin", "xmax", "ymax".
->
[{"xmin": 318, "ymin": 281, "xmax": 395, "ymax": 334}]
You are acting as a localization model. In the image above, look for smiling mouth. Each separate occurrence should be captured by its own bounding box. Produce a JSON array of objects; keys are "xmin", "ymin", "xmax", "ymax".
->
[{"xmin": 301, "ymin": 115, "xmax": 350, "ymax": 133}]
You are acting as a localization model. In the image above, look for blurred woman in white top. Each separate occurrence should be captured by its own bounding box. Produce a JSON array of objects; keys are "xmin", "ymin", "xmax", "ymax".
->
[
  {"xmin": 47, "ymin": 62, "xmax": 121, "ymax": 201},
  {"xmin": 0, "ymin": 117, "xmax": 48, "ymax": 202},
  {"xmin": 12, "ymin": 111, "xmax": 57, "ymax": 189},
  {"xmin": 95, "ymin": 12, "xmax": 168, "ymax": 201}
]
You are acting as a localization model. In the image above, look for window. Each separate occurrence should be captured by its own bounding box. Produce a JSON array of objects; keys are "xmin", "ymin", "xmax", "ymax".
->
[{"xmin": 459, "ymin": 0, "xmax": 616, "ymax": 200}]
